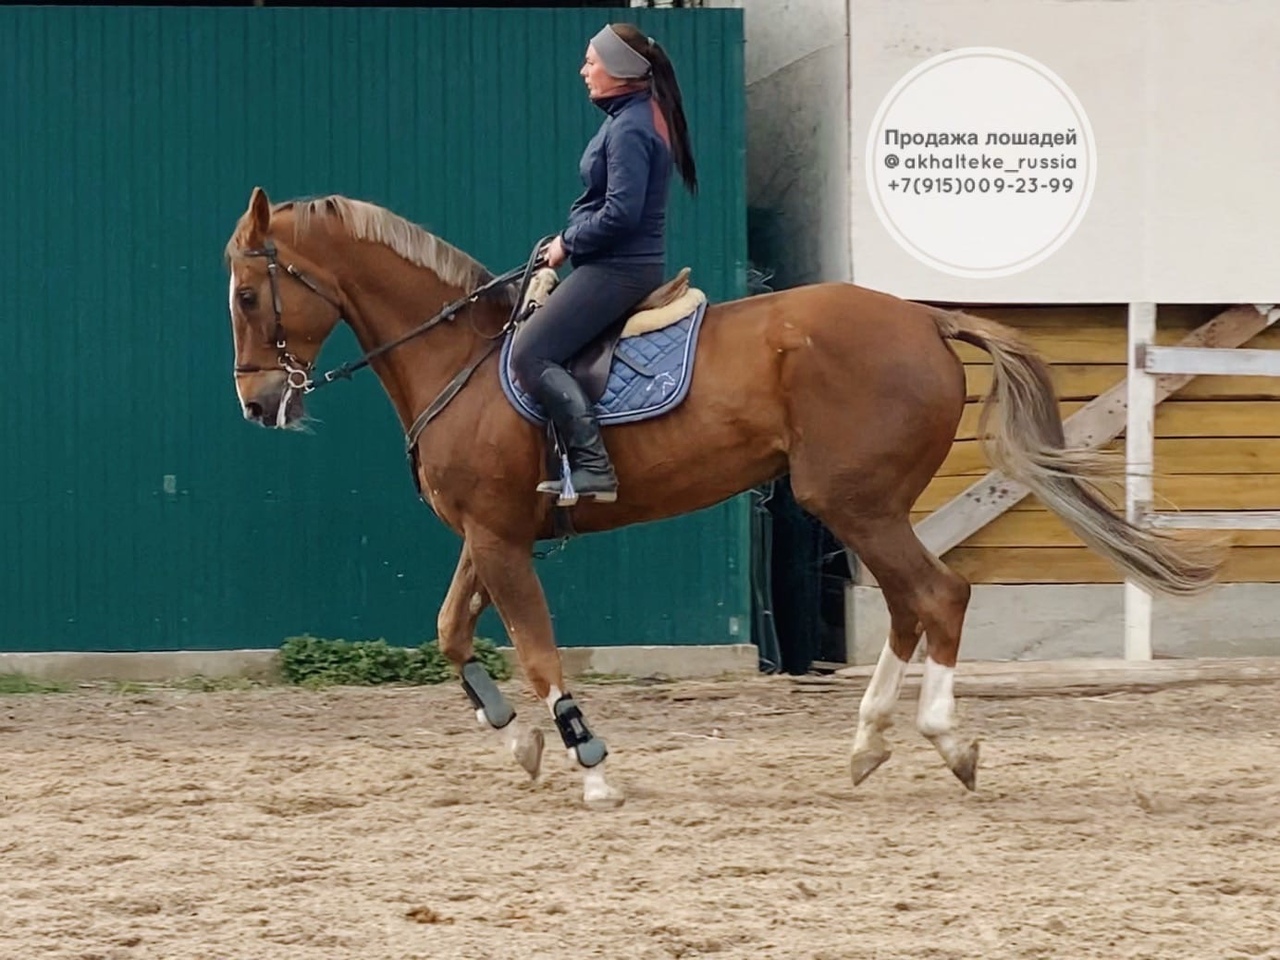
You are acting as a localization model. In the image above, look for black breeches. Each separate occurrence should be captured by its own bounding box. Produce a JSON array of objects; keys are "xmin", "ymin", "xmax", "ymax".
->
[{"xmin": 510, "ymin": 261, "xmax": 665, "ymax": 391}]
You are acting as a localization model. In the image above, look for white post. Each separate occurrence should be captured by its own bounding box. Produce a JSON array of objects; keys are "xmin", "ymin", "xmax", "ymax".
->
[{"xmin": 1124, "ymin": 302, "xmax": 1156, "ymax": 660}]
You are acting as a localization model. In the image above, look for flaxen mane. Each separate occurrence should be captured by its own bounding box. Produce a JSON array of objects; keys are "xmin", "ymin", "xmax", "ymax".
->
[{"xmin": 227, "ymin": 194, "xmax": 511, "ymax": 301}]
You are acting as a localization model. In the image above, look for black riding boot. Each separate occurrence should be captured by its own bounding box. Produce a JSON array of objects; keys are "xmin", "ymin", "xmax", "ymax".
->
[{"xmin": 530, "ymin": 364, "xmax": 618, "ymax": 504}]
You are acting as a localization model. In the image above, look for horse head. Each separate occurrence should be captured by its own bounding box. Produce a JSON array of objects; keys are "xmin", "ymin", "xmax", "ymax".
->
[{"xmin": 224, "ymin": 186, "xmax": 346, "ymax": 429}]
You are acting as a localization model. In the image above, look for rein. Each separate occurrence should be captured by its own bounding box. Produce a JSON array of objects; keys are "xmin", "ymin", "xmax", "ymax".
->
[{"xmin": 233, "ymin": 237, "xmax": 551, "ymax": 445}]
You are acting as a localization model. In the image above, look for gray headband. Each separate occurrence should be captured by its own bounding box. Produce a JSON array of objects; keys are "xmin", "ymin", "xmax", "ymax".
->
[{"xmin": 591, "ymin": 25, "xmax": 651, "ymax": 80}]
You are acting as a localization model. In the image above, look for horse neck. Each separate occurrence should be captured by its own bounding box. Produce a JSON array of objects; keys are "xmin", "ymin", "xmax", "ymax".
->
[{"xmin": 325, "ymin": 240, "xmax": 508, "ymax": 433}]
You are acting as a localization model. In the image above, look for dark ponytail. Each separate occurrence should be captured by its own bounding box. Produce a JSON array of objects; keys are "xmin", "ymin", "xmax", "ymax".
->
[{"xmin": 612, "ymin": 24, "xmax": 698, "ymax": 196}]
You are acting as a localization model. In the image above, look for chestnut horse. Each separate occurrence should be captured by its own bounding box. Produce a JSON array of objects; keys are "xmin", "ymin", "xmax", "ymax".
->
[{"xmin": 225, "ymin": 187, "xmax": 1218, "ymax": 806}]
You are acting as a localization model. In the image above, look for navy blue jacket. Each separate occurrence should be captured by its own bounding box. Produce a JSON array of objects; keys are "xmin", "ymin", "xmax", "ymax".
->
[{"xmin": 561, "ymin": 89, "xmax": 673, "ymax": 267}]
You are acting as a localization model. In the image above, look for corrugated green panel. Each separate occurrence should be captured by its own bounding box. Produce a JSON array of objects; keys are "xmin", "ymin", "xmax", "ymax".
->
[{"xmin": 0, "ymin": 7, "xmax": 748, "ymax": 654}]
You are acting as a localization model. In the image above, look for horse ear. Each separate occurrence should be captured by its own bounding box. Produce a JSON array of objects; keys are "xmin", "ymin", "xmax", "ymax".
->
[{"xmin": 247, "ymin": 186, "xmax": 272, "ymax": 241}]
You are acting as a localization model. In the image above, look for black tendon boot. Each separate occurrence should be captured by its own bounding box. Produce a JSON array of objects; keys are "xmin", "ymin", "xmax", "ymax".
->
[{"xmin": 530, "ymin": 364, "xmax": 618, "ymax": 504}]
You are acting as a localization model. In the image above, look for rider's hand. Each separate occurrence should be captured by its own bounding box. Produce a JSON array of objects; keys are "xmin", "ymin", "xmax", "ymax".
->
[{"xmin": 542, "ymin": 235, "xmax": 567, "ymax": 269}]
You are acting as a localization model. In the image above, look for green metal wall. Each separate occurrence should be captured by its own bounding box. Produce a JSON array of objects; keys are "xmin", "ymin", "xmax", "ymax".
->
[{"xmin": 0, "ymin": 6, "xmax": 749, "ymax": 654}]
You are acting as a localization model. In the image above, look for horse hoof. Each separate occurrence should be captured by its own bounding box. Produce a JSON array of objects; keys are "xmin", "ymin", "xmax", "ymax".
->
[
  {"xmin": 584, "ymin": 785, "xmax": 626, "ymax": 810},
  {"xmin": 950, "ymin": 740, "xmax": 980, "ymax": 791},
  {"xmin": 513, "ymin": 726, "xmax": 544, "ymax": 779},
  {"xmin": 850, "ymin": 748, "xmax": 892, "ymax": 786},
  {"xmin": 582, "ymin": 768, "xmax": 625, "ymax": 809}
]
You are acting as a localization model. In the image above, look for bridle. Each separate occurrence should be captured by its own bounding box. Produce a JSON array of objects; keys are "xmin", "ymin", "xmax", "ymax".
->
[
  {"xmin": 232, "ymin": 239, "xmax": 343, "ymax": 394},
  {"xmin": 231, "ymin": 237, "xmax": 549, "ymax": 442}
]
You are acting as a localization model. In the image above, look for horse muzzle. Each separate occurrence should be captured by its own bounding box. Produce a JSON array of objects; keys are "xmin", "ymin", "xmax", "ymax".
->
[{"xmin": 241, "ymin": 381, "xmax": 304, "ymax": 428}]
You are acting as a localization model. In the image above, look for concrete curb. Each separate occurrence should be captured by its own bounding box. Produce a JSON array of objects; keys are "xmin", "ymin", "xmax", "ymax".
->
[
  {"xmin": 805, "ymin": 655, "xmax": 1280, "ymax": 698},
  {"xmin": 0, "ymin": 643, "xmax": 760, "ymax": 685}
]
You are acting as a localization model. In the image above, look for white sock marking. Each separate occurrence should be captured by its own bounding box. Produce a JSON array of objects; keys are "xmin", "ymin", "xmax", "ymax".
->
[
  {"xmin": 475, "ymin": 708, "xmax": 528, "ymax": 761},
  {"xmin": 917, "ymin": 656, "xmax": 971, "ymax": 775},
  {"xmin": 583, "ymin": 765, "xmax": 615, "ymax": 803},
  {"xmin": 852, "ymin": 640, "xmax": 909, "ymax": 756},
  {"xmin": 917, "ymin": 657, "xmax": 956, "ymax": 739}
]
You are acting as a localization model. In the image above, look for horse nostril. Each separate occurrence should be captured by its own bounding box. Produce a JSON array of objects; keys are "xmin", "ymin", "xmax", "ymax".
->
[{"xmin": 243, "ymin": 401, "xmax": 264, "ymax": 421}]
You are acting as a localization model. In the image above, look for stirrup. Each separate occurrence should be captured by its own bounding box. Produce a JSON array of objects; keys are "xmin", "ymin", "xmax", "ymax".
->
[
  {"xmin": 536, "ymin": 476, "xmax": 578, "ymax": 506},
  {"xmin": 537, "ymin": 451, "xmax": 579, "ymax": 506},
  {"xmin": 536, "ymin": 478, "xmax": 616, "ymax": 505},
  {"xmin": 535, "ymin": 460, "xmax": 617, "ymax": 505},
  {"xmin": 573, "ymin": 478, "xmax": 617, "ymax": 503}
]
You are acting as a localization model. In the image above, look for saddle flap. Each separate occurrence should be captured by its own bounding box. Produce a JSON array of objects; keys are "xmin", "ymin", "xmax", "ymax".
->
[{"xmin": 567, "ymin": 318, "xmax": 626, "ymax": 405}]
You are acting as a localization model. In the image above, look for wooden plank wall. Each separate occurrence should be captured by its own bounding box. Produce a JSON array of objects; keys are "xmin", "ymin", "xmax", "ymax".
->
[{"xmin": 919, "ymin": 305, "xmax": 1280, "ymax": 584}]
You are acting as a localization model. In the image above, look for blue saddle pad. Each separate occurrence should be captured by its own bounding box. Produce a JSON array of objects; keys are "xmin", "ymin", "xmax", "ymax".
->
[{"xmin": 499, "ymin": 299, "xmax": 708, "ymax": 426}]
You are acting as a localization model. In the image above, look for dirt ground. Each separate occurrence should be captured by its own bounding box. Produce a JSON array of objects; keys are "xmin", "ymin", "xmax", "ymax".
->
[{"xmin": 2, "ymin": 672, "xmax": 1278, "ymax": 960}]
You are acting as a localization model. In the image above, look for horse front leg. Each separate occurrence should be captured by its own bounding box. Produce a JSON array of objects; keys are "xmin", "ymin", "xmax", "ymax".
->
[
  {"xmin": 438, "ymin": 540, "xmax": 545, "ymax": 780},
  {"xmin": 467, "ymin": 528, "xmax": 624, "ymax": 808}
]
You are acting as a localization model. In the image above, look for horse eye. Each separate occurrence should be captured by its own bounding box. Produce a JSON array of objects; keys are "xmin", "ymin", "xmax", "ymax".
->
[{"xmin": 237, "ymin": 287, "xmax": 258, "ymax": 309}]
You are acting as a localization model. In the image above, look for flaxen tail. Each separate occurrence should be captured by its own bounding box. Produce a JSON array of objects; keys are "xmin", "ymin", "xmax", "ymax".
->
[{"xmin": 930, "ymin": 307, "xmax": 1221, "ymax": 597}]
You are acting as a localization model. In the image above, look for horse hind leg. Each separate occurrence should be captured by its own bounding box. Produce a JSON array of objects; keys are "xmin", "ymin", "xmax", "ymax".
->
[
  {"xmin": 910, "ymin": 549, "xmax": 979, "ymax": 790},
  {"xmin": 828, "ymin": 515, "xmax": 978, "ymax": 790},
  {"xmin": 438, "ymin": 541, "xmax": 545, "ymax": 780},
  {"xmin": 849, "ymin": 591, "xmax": 921, "ymax": 785}
]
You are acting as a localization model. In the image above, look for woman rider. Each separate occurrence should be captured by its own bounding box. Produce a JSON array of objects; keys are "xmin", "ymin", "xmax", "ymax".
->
[{"xmin": 510, "ymin": 22, "xmax": 698, "ymax": 504}]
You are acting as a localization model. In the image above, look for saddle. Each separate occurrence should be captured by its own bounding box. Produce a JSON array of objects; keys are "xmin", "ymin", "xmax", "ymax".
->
[{"xmin": 517, "ymin": 267, "xmax": 707, "ymax": 403}]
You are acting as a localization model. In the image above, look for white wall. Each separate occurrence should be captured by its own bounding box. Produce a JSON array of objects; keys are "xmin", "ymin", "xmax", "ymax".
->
[
  {"xmin": 852, "ymin": 0, "xmax": 1280, "ymax": 303},
  {"xmin": 718, "ymin": 0, "xmax": 1280, "ymax": 303}
]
